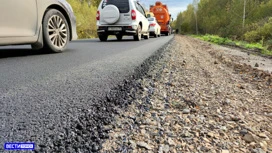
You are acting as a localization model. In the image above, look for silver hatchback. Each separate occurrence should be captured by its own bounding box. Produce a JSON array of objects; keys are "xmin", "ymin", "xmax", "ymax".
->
[{"xmin": 0, "ymin": 0, "xmax": 77, "ymax": 52}]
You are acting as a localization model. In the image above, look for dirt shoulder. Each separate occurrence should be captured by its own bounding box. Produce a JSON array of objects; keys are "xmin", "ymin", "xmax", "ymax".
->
[
  {"xmin": 215, "ymin": 45, "xmax": 272, "ymax": 74},
  {"xmin": 101, "ymin": 35, "xmax": 272, "ymax": 153}
]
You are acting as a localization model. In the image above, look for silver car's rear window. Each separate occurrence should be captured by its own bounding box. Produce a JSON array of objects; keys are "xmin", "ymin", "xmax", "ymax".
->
[{"xmin": 102, "ymin": 0, "xmax": 130, "ymax": 13}]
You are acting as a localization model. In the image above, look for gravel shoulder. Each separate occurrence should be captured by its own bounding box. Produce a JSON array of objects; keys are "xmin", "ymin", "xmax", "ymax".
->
[{"xmin": 101, "ymin": 35, "xmax": 272, "ymax": 153}]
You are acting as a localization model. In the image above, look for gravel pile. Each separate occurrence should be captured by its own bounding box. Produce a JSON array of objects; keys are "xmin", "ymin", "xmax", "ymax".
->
[{"xmin": 101, "ymin": 35, "xmax": 272, "ymax": 153}]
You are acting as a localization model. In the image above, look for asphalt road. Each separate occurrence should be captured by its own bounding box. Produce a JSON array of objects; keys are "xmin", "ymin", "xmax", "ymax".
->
[{"xmin": 0, "ymin": 35, "xmax": 173, "ymax": 152}]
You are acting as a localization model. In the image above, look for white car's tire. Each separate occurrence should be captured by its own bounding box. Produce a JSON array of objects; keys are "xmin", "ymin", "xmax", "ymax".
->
[
  {"xmin": 144, "ymin": 33, "xmax": 149, "ymax": 39},
  {"xmin": 99, "ymin": 34, "xmax": 108, "ymax": 41},
  {"xmin": 134, "ymin": 25, "xmax": 142, "ymax": 41},
  {"xmin": 116, "ymin": 35, "xmax": 123, "ymax": 41}
]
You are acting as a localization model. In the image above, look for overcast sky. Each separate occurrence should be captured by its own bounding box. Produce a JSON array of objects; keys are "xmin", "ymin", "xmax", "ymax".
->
[{"xmin": 139, "ymin": 0, "xmax": 193, "ymax": 19}]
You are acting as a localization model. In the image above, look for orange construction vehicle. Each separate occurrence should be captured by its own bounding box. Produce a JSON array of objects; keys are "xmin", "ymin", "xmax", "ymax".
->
[{"xmin": 150, "ymin": 1, "xmax": 172, "ymax": 36}]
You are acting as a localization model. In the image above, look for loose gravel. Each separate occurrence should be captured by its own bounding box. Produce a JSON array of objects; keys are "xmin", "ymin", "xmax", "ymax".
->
[{"xmin": 101, "ymin": 35, "xmax": 272, "ymax": 153}]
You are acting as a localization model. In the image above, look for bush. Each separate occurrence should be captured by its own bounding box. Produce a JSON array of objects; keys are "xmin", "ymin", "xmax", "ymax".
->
[
  {"xmin": 68, "ymin": 0, "xmax": 98, "ymax": 39},
  {"xmin": 265, "ymin": 39, "xmax": 272, "ymax": 51},
  {"xmin": 244, "ymin": 30, "xmax": 261, "ymax": 43},
  {"xmin": 260, "ymin": 22, "xmax": 272, "ymax": 40},
  {"xmin": 244, "ymin": 18, "xmax": 272, "ymax": 43}
]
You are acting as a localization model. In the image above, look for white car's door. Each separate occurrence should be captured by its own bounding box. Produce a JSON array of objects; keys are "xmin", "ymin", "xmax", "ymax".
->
[
  {"xmin": 136, "ymin": 3, "xmax": 149, "ymax": 32},
  {"xmin": 0, "ymin": 0, "xmax": 38, "ymax": 37},
  {"xmin": 143, "ymin": 14, "xmax": 150, "ymax": 32}
]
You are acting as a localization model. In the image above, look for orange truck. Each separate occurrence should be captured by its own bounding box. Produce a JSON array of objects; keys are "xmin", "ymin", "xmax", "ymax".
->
[{"xmin": 150, "ymin": 1, "xmax": 172, "ymax": 36}]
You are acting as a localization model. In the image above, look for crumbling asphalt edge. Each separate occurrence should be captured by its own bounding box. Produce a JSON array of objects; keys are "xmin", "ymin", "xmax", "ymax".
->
[{"xmin": 35, "ymin": 37, "xmax": 174, "ymax": 153}]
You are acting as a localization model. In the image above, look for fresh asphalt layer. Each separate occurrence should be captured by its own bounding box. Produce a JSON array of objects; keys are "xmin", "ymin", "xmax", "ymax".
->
[{"xmin": 0, "ymin": 35, "xmax": 173, "ymax": 152}]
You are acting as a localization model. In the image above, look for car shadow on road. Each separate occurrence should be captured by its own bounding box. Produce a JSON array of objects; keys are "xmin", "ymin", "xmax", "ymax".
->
[
  {"xmin": 0, "ymin": 48, "xmax": 53, "ymax": 59},
  {"xmin": 107, "ymin": 39, "xmax": 136, "ymax": 42},
  {"xmin": 72, "ymin": 38, "xmax": 136, "ymax": 43}
]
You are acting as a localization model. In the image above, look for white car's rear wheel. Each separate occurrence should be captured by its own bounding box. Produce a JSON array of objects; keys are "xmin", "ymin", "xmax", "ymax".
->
[{"xmin": 134, "ymin": 25, "xmax": 142, "ymax": 41}]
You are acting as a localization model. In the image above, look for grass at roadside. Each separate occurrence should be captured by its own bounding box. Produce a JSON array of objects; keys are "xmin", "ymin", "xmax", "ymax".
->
[{"xmin": 192, "ymin": 34, "xmax": 272, "ymax": 56}]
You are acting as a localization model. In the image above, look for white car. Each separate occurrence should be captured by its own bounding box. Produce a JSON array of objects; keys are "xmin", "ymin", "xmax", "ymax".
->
[
  {"xmin": 96, "ymin": 0, "xmax": 150, "ymax": 41},
  {"xmin": 0, "ymin": 0, "xmax": 78, "ymax": 53},
  {"xmin": 148, "ymin": 17, "xmax": 161, "ymax": 38}
]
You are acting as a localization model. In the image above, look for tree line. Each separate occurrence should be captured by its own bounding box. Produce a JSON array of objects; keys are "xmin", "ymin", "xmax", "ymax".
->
[{"xmin": 173, "ymin": 0, "xmax": 272, "ymax": 47}]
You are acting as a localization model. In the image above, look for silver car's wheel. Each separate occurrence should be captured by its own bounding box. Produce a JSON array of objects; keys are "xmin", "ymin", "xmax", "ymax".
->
[
  {"xmin": 43, "ymin": 9, "xmax": 70, "ymax": 52},
  {"xmin": 48, "ymin": 15, "xmax": 68, "ymax": 48}
]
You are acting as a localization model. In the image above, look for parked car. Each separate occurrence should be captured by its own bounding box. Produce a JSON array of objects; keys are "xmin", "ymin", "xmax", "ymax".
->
[
  {"xmin": 0, "ymin": 0, "xmax": 77, "ymax": 53},
  {"xmin": 96, "ymin": 0, "xmax": 150, "ymax": 41},
  {"xmin": 148, "ymin": 17, "xmax": 161, "ymax": 38}
]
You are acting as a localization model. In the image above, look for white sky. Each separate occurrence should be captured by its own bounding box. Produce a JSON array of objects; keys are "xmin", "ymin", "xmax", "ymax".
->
[{"xmin": 139, "ymin": 0, "xmax": 193, "ymax": 19}]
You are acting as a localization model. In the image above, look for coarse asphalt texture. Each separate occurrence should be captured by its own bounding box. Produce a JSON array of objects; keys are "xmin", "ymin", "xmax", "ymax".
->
[{"xmin": 0, "ymin": 35, "xmax": 173, "ymax": 152}]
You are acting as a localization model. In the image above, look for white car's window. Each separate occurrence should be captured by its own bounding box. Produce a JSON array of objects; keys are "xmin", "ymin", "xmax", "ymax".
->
[
  {"xmin": 136, "ymin": 3, "xmax": 145, "ymax": 16},
  {"xmin": 139, "ymin": 4, "xmax": 146, "ymax": 16},
  {"xmin": 102, "ymin": 0, "xmax": 129, "ymax": 13}
]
